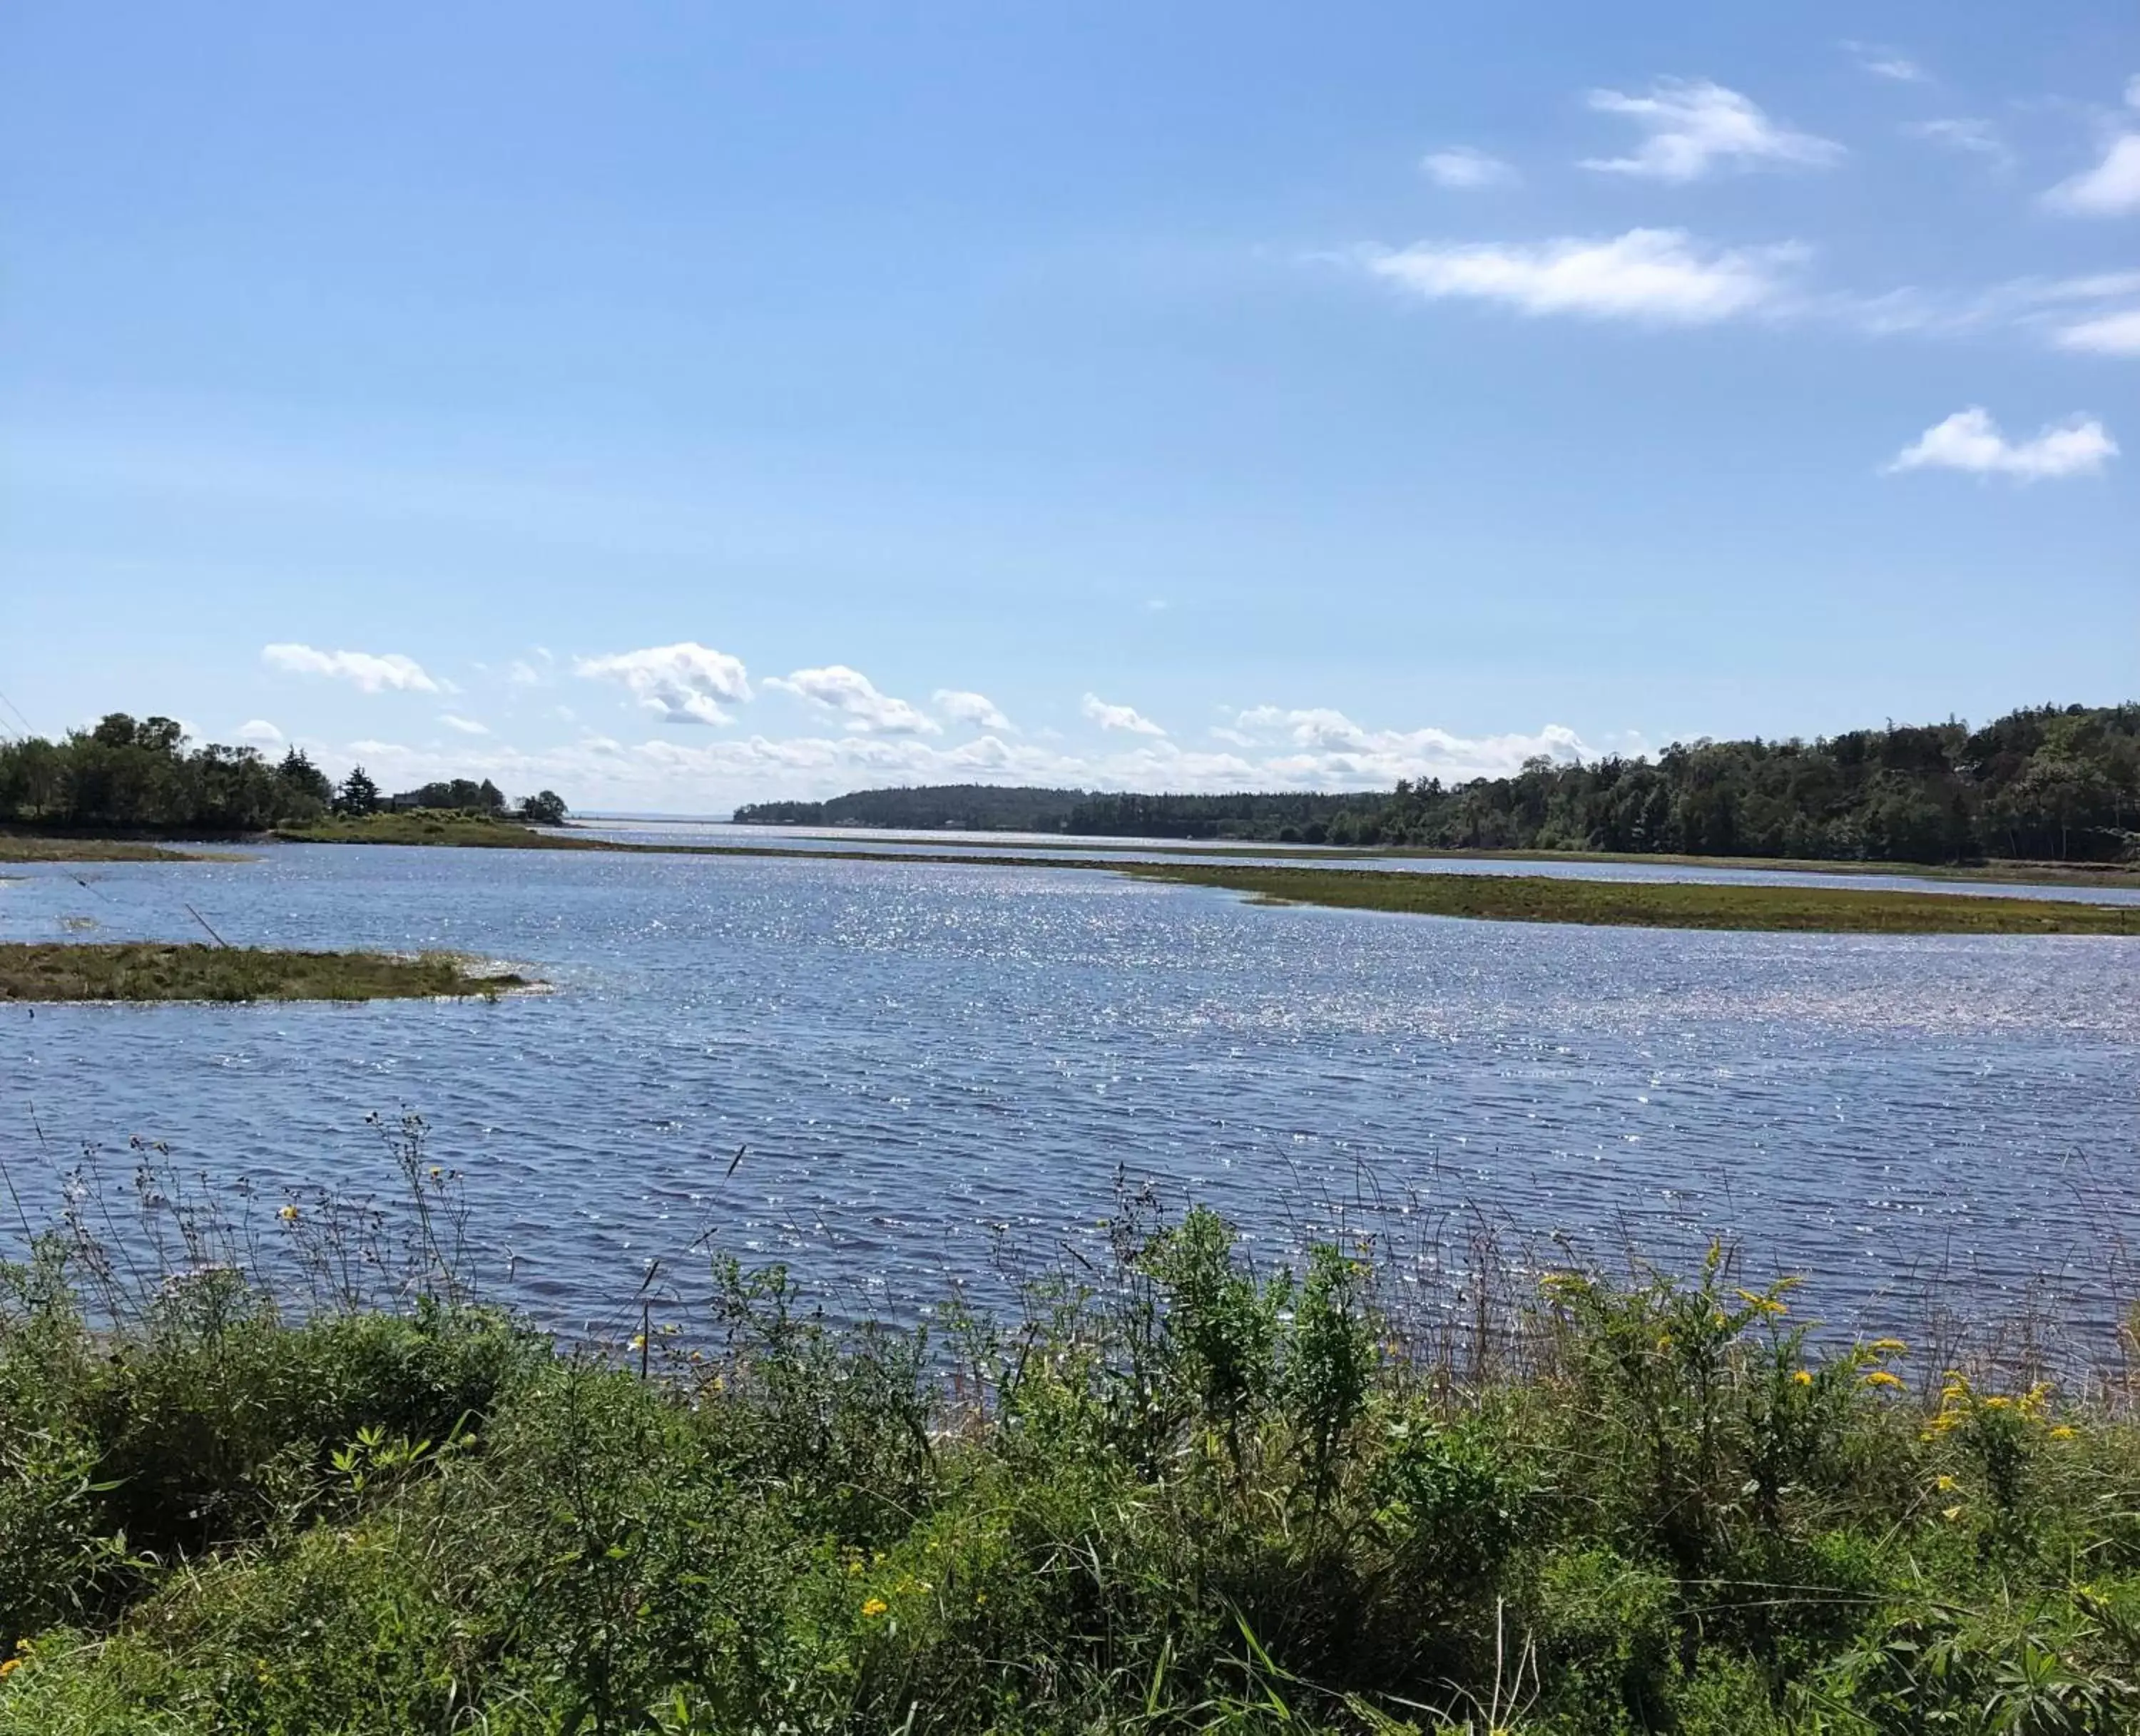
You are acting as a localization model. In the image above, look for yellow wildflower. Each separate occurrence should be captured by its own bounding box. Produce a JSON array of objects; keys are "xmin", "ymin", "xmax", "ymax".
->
[
  {"xmin": 1862, "ymin": 1370, "xmax": 1905, "ymax": 1390},
  {"xmin": 2049, "ymin": 1425, "xmax": 2077, "ymax": 1441},
  {"xmin": 1791, "ymin": 1370, "xmax": 1813, "ymax": 1387},
  {"xmin": 1868, "ymin": 1338, "xmax": 1906, "ymax": 1354},
  {"xmin": 1934, "ymin": 1474, "xmax": 1959, "ymax": 1493},
  {"xmin": 277, "ymin": 1204, "xmax": 300, "ymax": 1222},
  {"xmin": 1942, "ymin": 1504, "xmax": 1966, "ymax": 1523},
  {"xmin": 628, "ymin": 1334, "xmax": 646, "ymax": 1353},
  {"xmin": 847, "ymin": 1557, "xmax": 864, "ymax": 1577},
  {"xmin": 861, "ymin": 1598, "xmax": 889, "ymax": 1619},
  {"xmin": 0, "ymin": 1658, "xmax": 18, "ymax": 1681}
]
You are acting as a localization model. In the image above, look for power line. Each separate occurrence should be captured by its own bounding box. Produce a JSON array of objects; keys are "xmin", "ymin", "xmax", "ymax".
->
[{"xmin": 0, "ymin": 685, "xmax": 36, "ymax": 738}]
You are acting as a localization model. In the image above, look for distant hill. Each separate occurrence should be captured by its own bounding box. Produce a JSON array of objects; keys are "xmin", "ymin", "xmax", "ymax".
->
[
  {"xmin": 733, "ymin": 784, "xmax": 1088, "ymax": 832},
  {"xmin": 726, "ymin": 702, "xmax": 2140, "ymax": 863}
]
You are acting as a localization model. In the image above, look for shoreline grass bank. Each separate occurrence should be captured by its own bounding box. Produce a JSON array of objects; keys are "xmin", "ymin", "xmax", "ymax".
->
[
  {"xmin": 0, "ymin": 834, "xmax": 230, "ymax": 864},
  {"xmin": 1, "ymin": 1178, "xmax": 2137, "ymax": 1735},
  {"xmin": 0, "ymin": 941, "xmax": 532, "ymax": 1002},
  {"xmin": 1121, "ymin": 861, "xmax": 2140, "ymax": 935}
]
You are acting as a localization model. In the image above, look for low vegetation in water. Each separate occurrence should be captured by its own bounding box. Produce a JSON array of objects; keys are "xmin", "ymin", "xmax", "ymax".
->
[
  {"xmin": 0, "ymin": 942, "xmax": 531, "ymax": 1002},
  {"xmin": 0, "ymin": 836, "xmax": 222, "ymax": 864},
  {"xmin": 1, "ymin": 1145, "xmax": 2137, "ymax": 1736},
  {"xmin": 275, "ymin": 810, "xmax": 608, "ymax": 849},
  {"xmin": 1125, "ymin": 862, "xmax": 2140, "ymax": 936}
]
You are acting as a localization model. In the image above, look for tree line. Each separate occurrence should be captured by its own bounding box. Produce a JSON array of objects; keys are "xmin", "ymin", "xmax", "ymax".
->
[
  {"xmin": 735, "ymin": 703, "xmax": 2139, "ymax": 863},
  {"xmin": 0, "ymin": 713, "xmax": 567, "ymax": 834}
]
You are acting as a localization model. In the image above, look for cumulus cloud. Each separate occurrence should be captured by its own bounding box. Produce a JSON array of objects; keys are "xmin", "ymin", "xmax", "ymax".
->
[
  {"xmin": 296, "ymin": 704, "xmax": 1624, "ymax": 815},
  {"xmin": 262, "ymin": 643, "xmax": 440, "ymax": 694},
  {"xmin": 2055, "ymin": 307, "xmax": 2140, "ymax": 354},
  {"xmin": 1581, "ymin": 79, "xmax": 1843, "ymax": 182},
  {"xmin": 934, "ymin": 688, "xmax": 1013, "ymax": 730},
  {"xmin": 1421, "ymin": 146, "xmax": 1519, "ymax": 189},
  {"xmin": 2044, "ymin": 134, "xmax": 2140, "ymax": 216},
  {"xmin": 440, "ymin": 713, "xmax": 490, "ymax": 735},
  {"xmin": 235, "ymin": 719, "xmax": 283, "ymax": 744},
  {"xmin": 1367, "ymin": 228, "xmax": 1800, "ymax": 325},
  {"xmin": 1228, "ymin": 707, "xmax": 1594, "ymax": 785},
  {"xmin": 1886, "ymin": 408, "xmax": 2118, "ymax": 480},
  {"xmin": 574, "ymin": 641, "xmax": 750, "ymax": 726},
  {"xmin": 1081, "ymin": 694, "xmax": 1167, "ymax": 736},
  {"xmin": 765, "ymin": 665, "xmax": 940, "ymax": 734}
]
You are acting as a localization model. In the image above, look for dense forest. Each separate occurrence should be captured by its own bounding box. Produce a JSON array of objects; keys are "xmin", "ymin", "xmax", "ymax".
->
[
  {"xmin": 0, "ymin": 713, "xmax": 566, "ymax": 834},
  {"xmin": 735, "ymin": 703, "xmax": 2140, "ymax": 863}
]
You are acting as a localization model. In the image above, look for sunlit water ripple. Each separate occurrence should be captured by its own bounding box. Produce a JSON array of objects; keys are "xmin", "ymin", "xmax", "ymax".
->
[{"xmin": 4, "ymin": 843, "xmax": 2135, "ymax": 1339}]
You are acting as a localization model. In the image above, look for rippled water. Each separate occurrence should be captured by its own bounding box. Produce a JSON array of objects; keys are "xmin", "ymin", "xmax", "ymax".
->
[
  {"xmin": 4, "ymin": 844, "xmax": 2136, "ymax": 1338},
  {"xmin": 568, "ymin": 821, "xmax": 2140, "ymax": 905}
]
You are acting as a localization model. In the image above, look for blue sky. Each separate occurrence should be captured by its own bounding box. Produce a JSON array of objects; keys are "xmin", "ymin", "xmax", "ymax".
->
[{"xmin": 2, "ymin": 2, "xmax": 2134, "ymax": 811}]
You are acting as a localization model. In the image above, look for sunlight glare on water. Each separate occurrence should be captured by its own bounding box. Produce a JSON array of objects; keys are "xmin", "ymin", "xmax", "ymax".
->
[{"xmin": 3, "ymin": 842, "xmax": 2135, "ymax": 1334}]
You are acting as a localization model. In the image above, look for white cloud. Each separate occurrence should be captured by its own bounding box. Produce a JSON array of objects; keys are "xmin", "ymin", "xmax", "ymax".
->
[
  {"xmin": 2044, "ymin": 133, "xmax": 2140, "ymax": 216},
  {"xmin": 293, "ymin": 705, "xmax": 1626, "ymax": 813},
  {"xmin": 1841, "ymin": 41, "xmax": 1928, "ymax": 83},
  {"xmin": 1367, "ymin": 228, "xmax": 1800, "ymax": 325},
  {"xmin": 440, "ymin": 713, "xmax": 490, "ymax": 735},
  {"xmin": 1885, "ymin": 408, "xmax": 2118, "ymax": 480},
  {"xmin": 934, "ymin": 688, "xmax": 1013, "ymax": 730},
  {"xmin": 1904, "ymin": 118, "xmax": 2014, "ymax": 172},
  {"xmin": 1081, "ymin": 694, "xmax": 1167, "ymax": 736},
  {"xmin": 574, "ymin": 641, "xmax": 750, "ymax": 726},
  {"xmin": 1581, "ymin": 79, "xmax": 1843, "ymax": 182},
  {"xmin": 235, "ymin": 718, "xmax": 283, "ymax": 744},
  {"xmin": 262, "ymin": 643, "xmax": 440, "ymax": 694},
  {"xmin": 1421, "ymin": 146, "xmax": 1519, "ymax": 189},
  {"xmin": 765, "ymin": 665, "xmax": 940, "ymax": 734},
  {"xmin": 1229, "ymin": 708, "xmax": 1597, "ymax": 785},
  {"xmin": 2055, "ymin": 307, "xmax": 2140, "ymax": 354}
]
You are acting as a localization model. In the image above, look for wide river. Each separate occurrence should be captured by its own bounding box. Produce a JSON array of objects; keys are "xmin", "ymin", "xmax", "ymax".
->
[{"xmin": 5, "ymin": 840, "xmax": 2136, "ymax": 1347}]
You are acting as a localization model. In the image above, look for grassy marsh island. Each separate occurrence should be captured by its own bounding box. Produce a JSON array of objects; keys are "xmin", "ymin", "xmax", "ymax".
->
[
  {"xmin": 4, "ymin": 1164, "xmax": 2140, "ymax": 1735},
  {"xmin": 1121, "ymin": 862, "xmax": 2140, "ymax": 936},
  {"xmin": 0, "ymin": 941, "xmax": 531, "ymax": 1003},
  {"xmin": 0, "ymin": 835, "xmax": 230, "ymax": 864},
  {"xmin": 275, "ymin": 811, "xmax": 611, "ymax": 849}
]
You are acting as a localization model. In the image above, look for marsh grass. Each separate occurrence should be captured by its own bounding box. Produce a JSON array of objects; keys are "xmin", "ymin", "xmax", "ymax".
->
[
  {"xmin": 3, "ymin": 1124, "xmax": 2140, "ymax": 1732},
  {"xmin": 0, "ymin": 942, "xmax": 531, "ymax": 1003},
  {"xmin": 274, "ymin": 812, "xmax": 611, "ymax": 849},
  {"xmin": 0, "ymin": 837, "xmax": 220, "ymax": 864},
  {"xmin": 1122, "ymin": 862, "xmax": 2140, "ymax": 936}
]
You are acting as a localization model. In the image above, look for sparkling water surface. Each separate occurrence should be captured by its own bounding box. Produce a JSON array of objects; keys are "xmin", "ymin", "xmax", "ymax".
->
[
  {"xmin": 4, "ymin": 843, "xmax": 2135, "ymax": 1339},
  {"xmin": 566, "ymin": 821, "xmax": 2140, "ymax": 906}
]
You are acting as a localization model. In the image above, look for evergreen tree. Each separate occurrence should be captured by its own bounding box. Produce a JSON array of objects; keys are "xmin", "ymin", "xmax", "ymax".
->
[{"xmin": 335, "ymin": 766, "xmax": 382, "ymax": 817}]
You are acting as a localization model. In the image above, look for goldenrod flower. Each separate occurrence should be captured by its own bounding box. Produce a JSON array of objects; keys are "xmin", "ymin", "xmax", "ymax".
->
[
  {"xmin": 861, "ymin": 1598, "xmax": 889, "ymax": 1618},
  {"xmin": 0, "ymin": 1658, "xmax": 19, "ymax": 1681},
  {"xmin": 1942, "ymin": 1504, "xmax": 1965, "ymax": 1523},
  {"xmin": 277, "ymin": 1204, "xmax": 300, "ymax": 1221},
  {"xmin": 2049, "ymin": 1425, "xmax": 2077, "ymax": 1441},
  {"xmin": 1862, "ymin": 1370, "xmax": 1904, "ymax": 1390},
  {"xmin": 1791, "ymin": 1370, "xmax": 1813, "ymax": 1387},
  {"xmin": 1934, "ymin": 1474, "xmax": 1958, "ymax": 1493}
]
